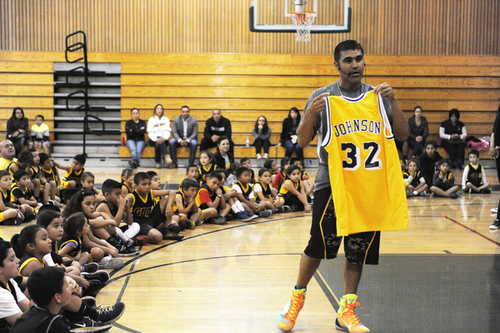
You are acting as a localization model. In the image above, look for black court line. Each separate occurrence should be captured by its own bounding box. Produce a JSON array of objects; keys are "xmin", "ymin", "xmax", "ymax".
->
[
  {"xmin": 313, "ymin": 271, "xmax": 339, "ymax": 312},
  {"xmin": 107, "ymin": 214, "xmax": 309, "ymax": 279},
  {"xmin": 444, "ymin": 215, "xmax": 500, "ymax": 247}
]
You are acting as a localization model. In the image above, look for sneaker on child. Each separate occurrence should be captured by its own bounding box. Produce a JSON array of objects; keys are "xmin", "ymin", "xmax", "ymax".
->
[
  {"xmin": 69, "ymin": 317, "xmax": 112, "ymax": 333},
  {"xmin": 96, "ymin": 302, "xmax": 126, "ymax": 323}
]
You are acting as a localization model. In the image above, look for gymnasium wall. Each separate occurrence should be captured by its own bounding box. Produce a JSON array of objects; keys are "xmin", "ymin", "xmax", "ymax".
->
[
  {"xmin": 1, "ymin": 0, "xmax": 499, "ymax": 55},
  {"xmin": 0, "ymin": 51, "xmax": 499, "ymax": 158}
]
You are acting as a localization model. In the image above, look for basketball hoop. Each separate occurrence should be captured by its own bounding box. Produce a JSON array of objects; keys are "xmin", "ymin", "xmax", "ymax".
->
[{"xmin": 290, "ymin": 11, "xmax": 316, "ymax": 42}]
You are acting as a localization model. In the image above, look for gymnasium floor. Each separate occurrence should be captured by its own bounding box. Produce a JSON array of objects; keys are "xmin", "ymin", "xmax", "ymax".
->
[{"xmin": 2, "ymin": 167, "xmax": 500, "ymax": 333}]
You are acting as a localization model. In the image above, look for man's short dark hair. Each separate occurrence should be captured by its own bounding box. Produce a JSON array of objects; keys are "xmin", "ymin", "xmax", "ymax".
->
[
  {"xmin": 28, "ymin": 267, "xmax": 66, "ymax": 307},
  {"xmin": 334, "ymin": 40, "xmax": 364, "ymax": 63},
  {"xmin": 180, "ymin": 177, "xmax": 199, "ymax": 190},
  {"xmin": 13, "ymin": 170, "xmax": 28, "ymax": 181},
  {"xmin": 236, "ymin": 167, "xmax": 250, "ymax": 179},
  {"xmin": 74, "ymin": 154, "xmax": 86, "ymax": 165},
  {"xmin": 181, "ymin": 105, "xmax": 190, "ymax": 111},
  {"xmin": 207, "ymin": 171, "xmax": 223, "ymax": 182},
  {"xmin": 102, "ymin": 179, "xmax": 122, "ymax": 195},
  {"xmin": 134, "ymin": 172, "xmax": 151, "ymax": 184}
]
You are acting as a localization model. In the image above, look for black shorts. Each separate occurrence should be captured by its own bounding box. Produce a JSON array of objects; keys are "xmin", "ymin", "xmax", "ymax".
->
[
  {"xmin": 303, "ymin": 187, "xmax": 380, "ymax": 265},
  {"xmin": 150, "ymin": 205, "xmax": 166, "ymax": 228},
  {"xmin": 138, "ymin": 219, "xmax": 154, "ymax": 236}
]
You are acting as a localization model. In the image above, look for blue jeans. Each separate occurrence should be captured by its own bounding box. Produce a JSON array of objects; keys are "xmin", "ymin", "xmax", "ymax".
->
[
  {"xmin": 169, "ymin": 138, "xmax": 198, "ymax": 165},
  {"xmin": 153, "ymin": 141, "xmax": 170, "ymax": 163},
  {"xmin": 126, "ymin": 140, "xmax": 146, "ymax": 161},
  {"xmin": 284, "ymin": 140, "xmax": 304, "ymax": 161}
]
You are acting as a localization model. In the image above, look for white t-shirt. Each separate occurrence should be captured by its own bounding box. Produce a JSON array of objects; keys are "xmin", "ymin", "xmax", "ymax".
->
[{"xmin": 0, "ymin": 279, "xmax": 26, "ymax": 319}]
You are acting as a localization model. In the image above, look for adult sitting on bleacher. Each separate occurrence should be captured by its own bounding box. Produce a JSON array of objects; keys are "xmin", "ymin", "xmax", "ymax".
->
[
  {"xmin": 277, "ymin": 107, "xmax": 304, "ymax": 162},
  {"xmin": 169, "ymin": 105, "xmax": 198, "ymax": 168},
  {"xmin": 125, "ymin": 108, "xmax": 147, "ymax": 169},
  {"xmin": 402, "ymin": 106, "xmax": 428, "ymax": 159},
  {"xmin": 0, "ymin": 140, "xmax": 16, "ymax": 170},
  {"xmin": 252, "ymin": 115, "xmax": 272, "ymax": 160},
  {"xmin": 200, "ymin": 108, "xmax": 234, "ymax": 156},
  {"xmin": 147, "ymin": 104, "xmax": 173, "ymax": 169},
  {"xmin": 6, "ymin": 107, "xmax": 29, "ymax": 157},
  {"xmin": 439, "ymin": 108, "xmax": 467, "ymax": 170}
]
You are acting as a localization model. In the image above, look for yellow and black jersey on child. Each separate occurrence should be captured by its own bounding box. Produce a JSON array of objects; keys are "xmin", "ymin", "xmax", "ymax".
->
[
  {"xmin": 466, "ymin": 163, "xmax": 484, "ymax": 187},
  {"xmin": 300, "ymin": 170, "xmax": 309, "ymax": 181},
  {"xmin": 0, "ymin": 188, "xmax": 12, "ymax": 223},
  {"xmin": 234, "ymin": 181, "xmax": 253, "ymax": 200},
  {"xmin": 253, "ymin": 182, "xmax": 273, "ymax": 202},
  {"xmin": 128, "ymin": 190, "xmax": 155, "ymax": 223},
  {"xmin": 403, "ymin": 170, "xmax": 423, "ymax": 188},
  {"xmin": 278, "ymin": 179, "xmax": 302, "ymax": 198},
  {"xmin": 122, "ymin": 181, "xmax": 133, "ymax": 195},
  {"xmin": 29, "ymin": 165, "xmax": 41, "ymax": 180},
  {"xmin": 195, "ymin": 184, "xmax": 217, "ymax": 210},
  {"xmin": 10, "ymin": 185, "xmax": 33, "ymax": 205},
  {"xmin": 173, "ymin": 191, "xmax": 188, "ymax": 214},
  {"xmin": 322, "ymin": 91, "xmax": 408, "ymax": 236},
  {"xmin": 199, "ymin": 164, "xmax": 217, "ymax": 183},
  {"xmin": 60, "ymin": 166, "xmax": 85, "ymax": 190},
  {"xmin": 41, "ymin": 165, "xmax": 60, "ymax": 183},
  {"xmin": 6, "ymin": 162, "xmax": 21, "ymax": 180},
  {"xmin": 97, "ymin": 200, "xmax": 118, "ymax": 218},
  {"xmin": 19, "ymin": 254, "xmax": 47, "ymax": 276},
  {"xmin": 58, "ymin": 236, "xmax": 83, "ymax": 258}
]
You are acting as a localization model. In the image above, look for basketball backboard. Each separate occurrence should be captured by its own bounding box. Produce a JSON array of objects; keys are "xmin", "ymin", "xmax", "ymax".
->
[{"xmin": 249, "ymin": 0, "xmax": 351, "ymax": 33}]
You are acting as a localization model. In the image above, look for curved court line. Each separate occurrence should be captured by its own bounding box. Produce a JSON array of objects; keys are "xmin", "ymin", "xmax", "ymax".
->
[{"xmin": 108, "ymin": 214, "xmax": 309, "ymax": 278}]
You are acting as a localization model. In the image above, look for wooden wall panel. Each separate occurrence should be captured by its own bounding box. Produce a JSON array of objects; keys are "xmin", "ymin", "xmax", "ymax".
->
[{"xmin": 0, "ymin": 0, "xmax": 499, "ymax": 55}]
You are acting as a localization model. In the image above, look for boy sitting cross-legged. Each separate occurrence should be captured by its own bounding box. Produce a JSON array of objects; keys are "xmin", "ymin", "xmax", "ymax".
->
[
  {"xmin": 195, "ymin": 172, "xmax": 230, "ymax": 225},
  {"xmin": 96, "ymin": 179, "xmax": 142, "ymax": 252},
  {"xmin": 232, "ymin": 167, "xmax": 272, "ymax": 219},
  {"xmin": 11, "ymin": 169, "xmax": 41, "ymax": 221},
  {"xmin": 125, "ymin": 172, "xmax": 179, "ymax": 244},
  {"xmin": 0, "ymin": 170, "xmax": 24, "ymax": 225},
  {"xmin": 146, "ymin": 171, "xmax": 183, "ymax": 241},
  {"xmin": 54, "ymin": 154, "xmax": 86, "ymax": 191},
  {"xmin": 174, "ymin": 177, "xmax": 202, "ymax": 228}
]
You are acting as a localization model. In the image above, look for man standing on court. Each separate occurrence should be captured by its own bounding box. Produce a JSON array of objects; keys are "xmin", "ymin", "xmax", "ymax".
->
[
  {"xmin": 277, "ymin": 40, "xmax": 409, "ymax": 333},
  {"xmin": 200, "ymin": 108, "xmax": 234, "ymax": 156},
  {"xmin": 169, "ymin": 105, "xmax": 199, "ymax": 168}
]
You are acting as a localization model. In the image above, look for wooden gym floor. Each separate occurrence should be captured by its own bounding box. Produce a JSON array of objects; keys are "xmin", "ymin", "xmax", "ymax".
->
[{"xmin": 2, "ymin": 166, "xmax": 500, "ymax": 333}]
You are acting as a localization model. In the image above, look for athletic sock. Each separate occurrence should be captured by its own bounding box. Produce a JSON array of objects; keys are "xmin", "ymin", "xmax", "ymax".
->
[
  {"xmin": 235, "ymin": 201, "xmax": 245, "ymax": 211},
  {"xmin": 79, "ymin": 302, "xmax": 98, "ymax": 320},
  {"xmin": 338, "ymin": 293, "xmax": 358, "ymax": 315}
]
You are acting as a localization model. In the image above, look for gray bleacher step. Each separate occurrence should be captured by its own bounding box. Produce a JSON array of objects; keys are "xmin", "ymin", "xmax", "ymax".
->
[
  {"xmin": 53, "ymin": 128, "xmax": 121, "ymax": 134},
  {"xmin": 54, "ymin": 93, "xmax": 121, "ymax": 99},
  {"xmin": 54, "ymin": 62, "xmax": 121, "ymax": 74},
  {"xmin": 54, "ymin": 139, "xmax": 121, "ymax": 145},
  {"xmin": 54, "ymin": 105, "xmax": 121, "ymax": 110},
  {"xmin": 53, "ymin": 146, "xmax": 118, "ymax": 154},
  {"xmin": 54, "ymin": 116, "xmax": 121, "ymax": 122},
  {"xmin": 54, "ymin": 81, "xmax": 121, "ymax": 87}
]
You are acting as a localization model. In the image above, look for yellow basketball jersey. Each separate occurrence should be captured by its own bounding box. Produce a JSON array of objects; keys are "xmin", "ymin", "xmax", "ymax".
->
[{"xmin": 322, "ymin": 91, "xmax": 408, "ymax": 236}]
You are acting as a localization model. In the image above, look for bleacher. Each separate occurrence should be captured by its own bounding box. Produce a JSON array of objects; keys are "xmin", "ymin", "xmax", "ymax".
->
[{"xmin": 0, "ymin": 51, "xmax": 498, "ymax": 166}]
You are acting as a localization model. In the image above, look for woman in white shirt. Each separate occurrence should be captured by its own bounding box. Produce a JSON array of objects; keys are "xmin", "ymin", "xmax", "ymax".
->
[
  {"xmin": 147, "ymin": 104, "xmax": 173, "ymax": 168},
  {"xmin": 0, "ymin": 238, "xmax": 29, "ymax": 331}
]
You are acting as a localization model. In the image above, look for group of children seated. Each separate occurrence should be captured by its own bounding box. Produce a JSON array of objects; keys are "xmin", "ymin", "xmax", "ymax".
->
[
  {"xmin": 401, "ymin": 141, "xmax": 491, "ymax": 199},
  {"xmin": 0, "ymin": 149, "xmax": 316, "ymax": 332}
]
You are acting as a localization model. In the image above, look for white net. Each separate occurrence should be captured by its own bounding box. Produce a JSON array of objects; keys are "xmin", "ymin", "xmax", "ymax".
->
[{"xmin": 290, "ymin": 12, "xmax": 316, "ymax": 42}]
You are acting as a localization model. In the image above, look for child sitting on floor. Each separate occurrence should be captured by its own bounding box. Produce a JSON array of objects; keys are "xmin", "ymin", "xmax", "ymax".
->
[
  {"xmin": 403, "ymin": 158, "xmax": 428, "ymax": 197},
  {"xmin": 430, "ymin": 159, "xmax": 460, "ymax": 199},
  {"xmin": 461, "ymin": 148, "xmax": 491, "ymax": 194}
]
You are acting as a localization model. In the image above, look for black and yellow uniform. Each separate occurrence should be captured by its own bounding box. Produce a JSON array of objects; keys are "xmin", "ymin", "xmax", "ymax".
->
[
  {"xmin": 58, "ymin": 235, "xmax": 83, "ymax": 258},
  {"xmin": 199, "ymin": 164, "xmax": 217, "ymax": 182},
  {"xmin": 10, "ymin": 184, "xmax": 33, "ymax": 205},
  {"xmin": 173, "ymin": 191, "xmax": 187, "ymax": 214},
  {"xmin": 403, "ymin": 170, "xmax": 424, "ymax": 188},
  {"xmin": 122, "ymin": 181, "xmax": 133, "ymax": 195},
  {"xmin": 97, "ymin": 200, "xmax": 119, "ymax": 218},
  {"xmin": 19, "ymin": 254, "xmax": 47, "ymax": 276},
  {"xmin": 466, "ymin": 163, "xmax": 484, "ymax": 187},
  {"xmin": 128, "ymin": 190, "xmax": 156, "ymax": 235},
  {"xmin": 300, "ymin": 170, "xmax": 309, "ymax": 181},
  {"xmin": 0, "ymin": 188, "xmax": 12, "ymax": 223},
  {"xmin": 41, "ymin": 165, "xmax": 60, "ymax": 183},
  {"xmin": 29, "ymin": 165, "xmax": 41, "ymax": 180},
  {"xmin": 6, "ymin": 162, "xmax": 20, "ymax": 180},
  {"xmin": 278, "ymin": 179, "xmax": 302, "ymax": 198},
  {"xmin": 195, "ymin": 184, "xmax": 217, "ymax": 211},
  {"xmin": 234, "ymin": 181, "xmax": 253, "ymax": 200},
  {"xmin": 253, "ymin": 181, "xmax": 272, "ymax": 202},
  {"xmin": 60, "ymin": 166, "xmax": 85, "ymax": 190}
]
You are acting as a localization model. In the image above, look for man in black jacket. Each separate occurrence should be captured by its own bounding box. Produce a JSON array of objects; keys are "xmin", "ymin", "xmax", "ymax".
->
[{"xmin": 200, "ymin": 108, "xmax": 234, "ymax": 156}]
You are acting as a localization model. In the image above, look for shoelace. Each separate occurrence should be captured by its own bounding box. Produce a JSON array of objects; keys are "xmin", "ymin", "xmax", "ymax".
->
[
  {"xmin": 284, "ymin": 293, "xmax": 305, "ymax": 321},
  {"xmin": 341, "ymin": 301, "xmax": 362, "ymax": 325},
  {"xmin": 97, "ymin": 305, "xmax": 113, "ymax": 315}
]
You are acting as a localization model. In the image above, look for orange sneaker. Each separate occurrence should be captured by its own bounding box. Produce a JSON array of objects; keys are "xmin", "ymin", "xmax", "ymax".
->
[
  {"xmin": 335, "ymin": 294, "xmax": 370, "ymax": 333},
  {"xmin": 277, "ymin": 286, "xmax": 306, "ymax": 332}
]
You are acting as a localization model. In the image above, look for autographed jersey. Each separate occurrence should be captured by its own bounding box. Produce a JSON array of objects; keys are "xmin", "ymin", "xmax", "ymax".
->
[{"xmin": 322, "ymin": 91, "xmax": 408, "ymax": 236}]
